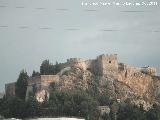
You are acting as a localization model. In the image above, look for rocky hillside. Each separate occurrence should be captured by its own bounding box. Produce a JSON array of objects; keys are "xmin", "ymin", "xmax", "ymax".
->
[
  {"xmin": 3, "ymin": 55, "xmax": 160, "ymax": 119},
  {"xmin": 53, "ymin": 64, "xmax": 159, "ymax": 110},
  {"xmin": 5, "ymin": 54, "xmax": 160, "ymax": 110}
]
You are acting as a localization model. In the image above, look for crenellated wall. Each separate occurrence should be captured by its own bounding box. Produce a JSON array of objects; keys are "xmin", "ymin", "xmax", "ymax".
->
[{"xmin": 66, "ymin": 58, "xmax": 91, "ymax": 70}]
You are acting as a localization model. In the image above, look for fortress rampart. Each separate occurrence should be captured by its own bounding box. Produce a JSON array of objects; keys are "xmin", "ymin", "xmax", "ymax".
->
[
  {"xmin": 26, "ymin": 75, "xmax": 59, "ymax": 100},
  {"xmin": 5, "ymin": 54, "xmax": 159, "ymax": 102},
  {"xmin": 63, "ymin": 54, "xmax": 119, "ymax": 78}
]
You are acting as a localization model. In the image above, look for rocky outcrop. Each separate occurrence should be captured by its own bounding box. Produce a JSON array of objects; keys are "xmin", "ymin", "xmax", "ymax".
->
[
  {"xmin": 59, "ymin": 67, "xmax": 92, "ymax": 90},
  {"xmin": 118, "ymin": 64, "xmax": 154, "ymax": 99}
]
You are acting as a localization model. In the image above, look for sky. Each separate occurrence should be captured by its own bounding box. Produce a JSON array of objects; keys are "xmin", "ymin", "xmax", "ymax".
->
[{"xmin": 0, "ymin": 0, "xmax": 160, "ymax": 92}]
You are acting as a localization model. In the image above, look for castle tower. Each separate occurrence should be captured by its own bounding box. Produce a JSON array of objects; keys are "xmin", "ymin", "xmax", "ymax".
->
[
  {"xmin": 97, "ymin": 54, "xmax": 118, "ymax": 79},
  {"xmin": 67, "ymin": 58, "xmax": 87, "ymax": 70}
]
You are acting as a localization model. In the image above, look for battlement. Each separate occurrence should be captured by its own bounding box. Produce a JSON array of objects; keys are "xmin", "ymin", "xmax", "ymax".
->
[
  {"xmin": 27, "ymin": 75, "xmax": 59, "ymax": 86},
  {"xmin": 41, "ymin": 75, "xmax": 59, "ymax": 83},
  {"xmin": 118, "ymin": 63, "xmax": 157, "ymax": 76},
  {"xmin": 66, "ymin": 58, "xmax": 87, "ymax": 70},
  {"xmin": 67, "ymin": 58, "xmax": 84, "ymax": 63},
  {"xmin": 97, "ymin": 54, "xmax": 118, "ymax": 60}
]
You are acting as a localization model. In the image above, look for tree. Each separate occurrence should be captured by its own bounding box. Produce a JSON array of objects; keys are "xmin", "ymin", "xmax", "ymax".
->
[
  {"xmin": 40, "ymin": 60, "xmax": 54, "ymax": 75},
  {"xmin": 0, "ymin": 97, "xmax": 25, "ymax": 118},
  {"xmin": 146, "ymin": 104, "xmax": 160, "ymax": 120},
  {"xmin": 49, "ymin": 89, "xmax": 99, "ymax": 119},
  {"xmin": 117, "ymin": 102, "xmax": 146, "ymax": 120},
  {"xmin": 101, "ymin": 113, "xmax": 111, "ymax": 120},
  {"xmin": 24, "ymin": 97, "xmax": 41, "ymax": 118},
  {"xmin": 98, "ymin": 94, "xmax": 111, "ymax": 106},
  {"xmin": 110, "ymin": 101, "xmax": 119, "ymax": 120},
  {"xmin": 0, "ymin": 96, "xmax": 41, "ymax": 119},
  {"xmin": 40, "ymin": 60, "xmax": 61, "ymax": 75},
  {"xmin": 15, "ymin": 70, "xmax": 29, "ymax": 100},
  {"xmin": 54, "ymin": 61, "xmax": 61, "ymax": 74},
  {"xmin": 86, "ymin": 77, "xmax": 99, "ymax": 98},
  {"xmin": 32, "ymin": 70, "xmax": 40, "ymax": 77}
]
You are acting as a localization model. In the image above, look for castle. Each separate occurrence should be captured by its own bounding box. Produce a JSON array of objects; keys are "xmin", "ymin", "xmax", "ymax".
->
[{"xmin": 5, "ymin": 54, "xmax": 159, "ymax": 102}]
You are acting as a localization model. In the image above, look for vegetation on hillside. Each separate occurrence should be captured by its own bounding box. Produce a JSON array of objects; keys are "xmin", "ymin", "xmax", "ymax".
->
[
  {"xmin": 1, "ymin": 92, "xmax": 160, "ymax": 120},
  {"xmin": 15, "ymin": 70, "xmax": 29, "ymax": 100},
  {"xmin": 0, "ymin": 90, "xmax": 99, "ymax": 119}
]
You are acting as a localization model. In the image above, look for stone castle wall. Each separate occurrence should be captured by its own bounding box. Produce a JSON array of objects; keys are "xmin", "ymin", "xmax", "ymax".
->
[
  {"xmin": 117, "ymin": 63, "xmax": 157, "ymax": 98},
  {"xmin": 66, "ymin": 58, "xmax": 92, "ymax": 70},
  {"xmin": 26, "ymin": 75, "xmax": 59, "ymax": 100},
  {"xmin": 63, "ymin": 54, "xmax": 119, "ymax": 79},
  {"xmin": 5, "ymin": 82, "xmax": 16, "ymax": 97},
  {"xmin": 151, "ymin": 76, "xmax": 160, "ymax": 102},
  {"xmin": 5, "ymin": 54, "xmax": 159, "ymax": 102},
  {"xmin": 40, "ymin": 75, "xmax": 59, "ymax": 86}
]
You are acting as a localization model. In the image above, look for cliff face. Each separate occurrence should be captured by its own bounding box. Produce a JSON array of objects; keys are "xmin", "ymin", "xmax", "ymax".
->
[{"xmin": 118, "ymin": 64, "xmax": 155, "ymax": 100}]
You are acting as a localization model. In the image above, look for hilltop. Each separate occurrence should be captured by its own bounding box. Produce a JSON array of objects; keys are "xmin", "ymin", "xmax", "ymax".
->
[
  {"xmin": 6, "ymin": 54, "xmax": 160, "ymax": 104},
  {"xmin": 3, "ymin": 54, "xmax": 160, "ymax": 119}
]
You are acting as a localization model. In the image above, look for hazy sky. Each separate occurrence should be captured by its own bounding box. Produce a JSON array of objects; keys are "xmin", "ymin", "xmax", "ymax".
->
[{"xmin": 0, "ymin": 0, "xmax": 160, "ymax": 92}]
